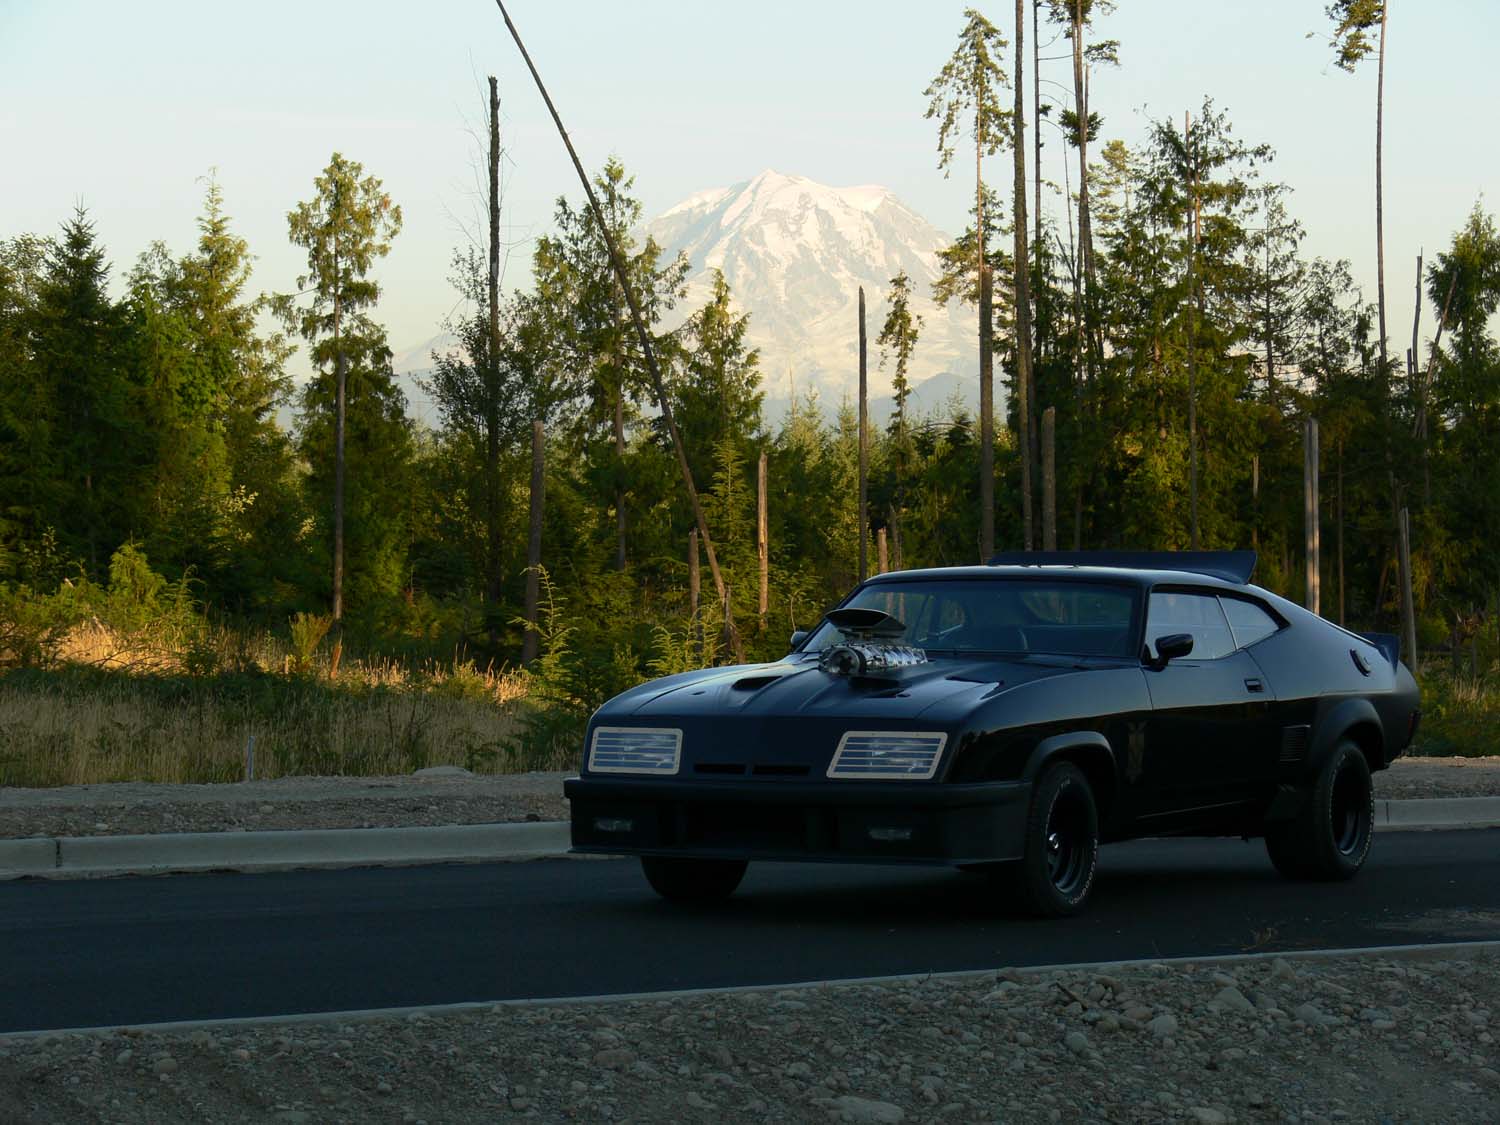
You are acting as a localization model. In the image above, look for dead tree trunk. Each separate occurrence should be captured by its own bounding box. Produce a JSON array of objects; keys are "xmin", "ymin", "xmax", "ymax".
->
[
  {"xmin": 1398, "ymin": 506, "xmax": 1417, "ymax": 673},
  {"xmin": 1186, "ymin": 110, "xmax": 1201, "ymax": 551},
  {"xmin": 858, "ymin": 287, "xmax": 869, "ymax": 581},
  {"xmin": 757, "ymin": 450, "xmax": 768, "ymax": 631},
  {"xmin": 522, "ymin": 420, "xmax": 545, "ymax": 665},
  {"xmin": 1042, "ymin": 406, "xmax": 1057, "ymax": 550},
  {"xmin": 485, "ymin": 75, "xmax": 504, "ymax": 645},
  {"xmin": 1014, "ymin": 0, "xmax": 1035, "ymax": 551},
  {"xmin": 688, "ymin": 528, "xmax": 701, "ymax": 664},
  {"xmin": 1304, "ymin": 416, "xmax": 1320, "ymax": 615},
  {"xmin": 877, "ymin": 528, "xmax": 888, "ymax": 575},
  {"xmin": 979, "ymin": 263, "xmax": 995, "ymax": 559}
]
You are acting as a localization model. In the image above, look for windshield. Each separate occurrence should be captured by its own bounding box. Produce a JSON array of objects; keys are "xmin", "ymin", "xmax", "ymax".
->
[{"xmin": 801, "ymin": 578, "xmax": 1140, "ymax": 659}]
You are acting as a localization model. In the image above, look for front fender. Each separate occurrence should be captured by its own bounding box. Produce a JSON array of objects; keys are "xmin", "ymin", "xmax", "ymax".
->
[{"xmin": 1020, "ymin": 730, "xmax": 1120, "ymax": 817}]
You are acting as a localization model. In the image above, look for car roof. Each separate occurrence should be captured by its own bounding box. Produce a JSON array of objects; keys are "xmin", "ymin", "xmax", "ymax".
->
[{"xmin": 863, "ymin": 564, "xmax": 1245, "ymax": 593}]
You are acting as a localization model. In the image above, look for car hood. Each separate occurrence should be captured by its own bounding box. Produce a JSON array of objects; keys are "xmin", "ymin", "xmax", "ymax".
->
[{"xmin": 612, "ymin": 653, "xmax": 1093, "ymax": 724}]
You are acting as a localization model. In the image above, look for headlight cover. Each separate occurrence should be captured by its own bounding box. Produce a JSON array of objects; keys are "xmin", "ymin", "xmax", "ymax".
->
[
  {"xmin": 827, "ymin": 731, "xmax": 947, "ymax": 780},
  {"xmin": 588, "ymin": 726, "xmax": 683, "ymax": 775}
]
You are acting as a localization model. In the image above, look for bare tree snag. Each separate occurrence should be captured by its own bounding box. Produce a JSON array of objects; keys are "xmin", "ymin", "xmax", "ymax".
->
[
  {"xmin": 688, "ymin": 528, "xmax": 701, "ymax": 663},
  {"xmin": 877, "ymin": 527, "xmax": 888, "ymax": 575},
  {"xmin": 757, "ymin": 449, "xmax": 768, "ymax": 630},
  {"xmin": 858, "ymin": 287, "xmax": 869, "ymax": 581},
  {"xmin": 486, "ymin": 75, "xmax": 504, "ymax": 645},
  {"xmin": 1304, "ymin": 416, "xmax": 1320, "ymax": 615},
  {"xmin": 492, "ymin": 0, "xmax": 742, "ymax": 660},
  {"xmin": 1398, "ymin": 506, "xmax": 1417, "ymax": 673},
  {"xmin": 522, "ymin": 419, "xmax": 545, "ymax": 666},
  {"xmin": 1042, "ymin": 406, "xmax": 1057, "ymax": 550},
  {"xmin": 1014, "ymin": 0, "xmax": 1035, "ymax": 551},
  {"xmin": 979, "ymin": 262, "xmax": 995, "ymax": 559}
]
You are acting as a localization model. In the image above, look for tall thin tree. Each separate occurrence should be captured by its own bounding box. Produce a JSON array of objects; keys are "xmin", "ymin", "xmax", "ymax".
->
[
  {"xmin": 926, "ymin": 8, "xmax": 1009, "ymax": 558},
  {"xmin": 1013, "ymin": 0, "xmax": 1036, "ymax": 549},
  {"xmin": 275, "ymin": 154, "xmax": 402, "ymax": 623}
]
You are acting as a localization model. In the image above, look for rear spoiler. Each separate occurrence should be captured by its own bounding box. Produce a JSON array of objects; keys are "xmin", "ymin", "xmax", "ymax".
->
[
  {"xmin": 987, "ymin": 550, "xmax": 1257, "ymax": 585},
  {"xmin": 1357, "ymin": 632, "xmax": 1400, "ymax": 668}
]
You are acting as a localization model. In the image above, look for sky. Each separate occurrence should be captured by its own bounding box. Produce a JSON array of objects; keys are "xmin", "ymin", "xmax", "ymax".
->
[{"xmin": 3, "ymin": 0, "xmax": 1496, "ymax": 380}]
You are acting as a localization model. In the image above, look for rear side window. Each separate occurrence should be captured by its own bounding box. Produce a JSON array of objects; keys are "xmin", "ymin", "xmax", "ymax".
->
[
  {"xmin": 1220, "ymin": 597, "xmax": 1280, "ymax": 649},
  {"xmin": 1145, "ymin": 591, "xmax": 1235, "ymax": 661}
]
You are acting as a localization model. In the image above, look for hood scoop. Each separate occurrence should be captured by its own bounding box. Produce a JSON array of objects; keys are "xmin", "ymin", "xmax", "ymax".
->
[{"xmin": 731, "ymin": 674, "xmax": 783, "ymax": 691}]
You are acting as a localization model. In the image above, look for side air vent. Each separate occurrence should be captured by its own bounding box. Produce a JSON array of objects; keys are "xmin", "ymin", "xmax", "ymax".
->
[{"xmin": 1280, "ymin": 725, "xmax": 1311, "ymax": 764}]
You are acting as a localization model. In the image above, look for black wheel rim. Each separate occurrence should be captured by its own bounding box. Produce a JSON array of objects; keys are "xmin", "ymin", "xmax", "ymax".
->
[
  {"xmin": 1045, "ymin": 789, "xmax": 1092, "ymax": 895},
  {"xmin": 1330, "ymin": 760, "xmax": 1368, "ymax": 856}
]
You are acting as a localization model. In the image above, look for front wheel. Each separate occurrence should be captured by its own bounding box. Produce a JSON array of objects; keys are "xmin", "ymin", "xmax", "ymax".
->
[
  {"xmin": 1000, "ymin": 762, "xmax": 1100, "ymax": 917},
  {"xmin": 1265, "ymin": 740, "xmax": 1373, "ymax": 881},
  {"xmin": 640, "ymin": 856, "xmax": 748, "ymax": 902}
]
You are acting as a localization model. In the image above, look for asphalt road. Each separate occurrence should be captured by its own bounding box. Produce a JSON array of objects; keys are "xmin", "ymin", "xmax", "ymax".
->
[{"xmin": 3, "ymin": 829, "xmax": 1498, "ymax": 1034}]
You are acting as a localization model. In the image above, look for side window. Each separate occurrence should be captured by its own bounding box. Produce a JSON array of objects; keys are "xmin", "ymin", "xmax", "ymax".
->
[
  {"xmin": 1145, "ymin": 591, "xmax": 1235, "ymax": 661},
  {"xmin": 1220, "ymin": 597, "xmax": 1280, "ymax": 649}
]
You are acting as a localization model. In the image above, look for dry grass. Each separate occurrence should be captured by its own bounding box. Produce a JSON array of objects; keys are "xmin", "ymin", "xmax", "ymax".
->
[{"xmin": 0, "ymin": 663, "xmax": 554, "ymax": 788}]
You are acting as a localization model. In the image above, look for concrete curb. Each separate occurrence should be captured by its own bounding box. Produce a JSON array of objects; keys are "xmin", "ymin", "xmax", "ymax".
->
[
  {"xmin": 0, "ymin": 797, "xmax": 1496, "ymax": 881},
  {"xmin": 6, "ymin": 938, "xmax": 1497, "ymax": 1041},
  {"xmin": 0, "ymin": 821, "xmax": 569, "ymax": 880}
]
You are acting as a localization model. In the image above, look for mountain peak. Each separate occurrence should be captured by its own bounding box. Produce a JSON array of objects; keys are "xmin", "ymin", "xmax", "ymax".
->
[{"xmin": 648, "ymin": 172, "xmax": 977, "ymax": 414}]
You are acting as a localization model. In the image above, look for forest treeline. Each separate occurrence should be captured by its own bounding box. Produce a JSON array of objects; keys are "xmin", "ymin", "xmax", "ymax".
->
[{"xmin": 3, "ymin": 1, "xmax": 1499, "ymax": 720}]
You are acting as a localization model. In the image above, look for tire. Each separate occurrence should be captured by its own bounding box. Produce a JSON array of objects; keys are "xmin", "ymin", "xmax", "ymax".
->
[
  {"xmin": 1000, "ymin": 762, "xmax": 1100, "ymax": 917},
  {"xmin": 1264, "ymin": 739, "xmax": 1373, "ymax": 882},
  {"xmin": 640, "ymin": 856, "xmax": 748, "ymax": 902}
]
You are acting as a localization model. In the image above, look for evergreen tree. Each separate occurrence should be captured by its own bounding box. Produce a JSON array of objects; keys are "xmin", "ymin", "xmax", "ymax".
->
[
  {"xmin": 275, "ymin": 153, "xmax": 403, "ymax": 622},
  {"xmin": 668, "ymin": 270, "xmax": 764, "ymax": 488},
  {"xmin": 926, "ymin": 8, "xmax": 1009, "ymax": 558}
]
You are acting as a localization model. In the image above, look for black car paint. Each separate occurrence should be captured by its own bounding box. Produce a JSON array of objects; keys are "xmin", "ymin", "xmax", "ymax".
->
[{"xmin": 566, "ymin": 564, "xmax": 1420, "ymax": 866}]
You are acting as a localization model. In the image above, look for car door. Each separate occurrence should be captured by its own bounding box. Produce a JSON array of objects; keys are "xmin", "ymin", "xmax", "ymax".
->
[{"xmin": 1140, "ymin": 588, "xmax": 1279, "ymax": 817}]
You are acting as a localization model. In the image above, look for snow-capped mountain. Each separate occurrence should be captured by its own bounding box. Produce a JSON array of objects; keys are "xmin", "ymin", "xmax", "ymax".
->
[{"xmin": 647, "ymin": 170, "xmax": 978, "ymax": 417}]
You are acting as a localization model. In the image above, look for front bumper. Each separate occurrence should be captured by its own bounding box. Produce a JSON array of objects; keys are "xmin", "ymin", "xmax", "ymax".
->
[{"xmin": 565, "ymin": 776, "xmax": 1031, "ymax": 866}]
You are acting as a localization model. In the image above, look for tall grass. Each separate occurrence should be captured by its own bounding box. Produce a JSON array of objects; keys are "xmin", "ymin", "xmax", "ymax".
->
[
  {"xmin": 1412, "ymin": 667, "xmax": 1500, "ymax": 758},
  {"xmin": 0, "ymin": 664, "xmax": 565, "ymax": 788}
]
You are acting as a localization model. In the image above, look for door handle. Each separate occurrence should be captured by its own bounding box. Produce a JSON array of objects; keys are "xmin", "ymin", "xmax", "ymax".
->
[{"xmin": 1244, "ymin": 678, "xmax": 1264, "ymax": 693}]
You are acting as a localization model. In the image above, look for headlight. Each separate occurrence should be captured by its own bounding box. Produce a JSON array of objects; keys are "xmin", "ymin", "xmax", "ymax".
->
[
  {"xmin": 588, "ymin": 727, "xmax": 683, "ymax": 775},
  {"xmin": 827, "ymin": 731, "xmax": 947, "ymax": 779}
]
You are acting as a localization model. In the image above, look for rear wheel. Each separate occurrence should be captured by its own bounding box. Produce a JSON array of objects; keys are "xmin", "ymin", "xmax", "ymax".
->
[
  {"xmin": 1000, "ymin": 762, "xmax": 1099, "ymax": 917},
  {"xmin": 1265, "ymin": 739, "xmax": 1373, "ymax": 881},
  {"xmin": 640, "ymin": 856, "xmax": 748, "ymax": 902}
]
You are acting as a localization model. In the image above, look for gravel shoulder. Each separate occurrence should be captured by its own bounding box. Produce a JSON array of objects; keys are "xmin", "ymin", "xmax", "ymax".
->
[
  {"xmin": 2, "ymin": 951, "xmax": 1495, "ymax": 1124},
  {"xmin": 1, "ymin": 757, "xmax": 1498, "ymax": 841}
]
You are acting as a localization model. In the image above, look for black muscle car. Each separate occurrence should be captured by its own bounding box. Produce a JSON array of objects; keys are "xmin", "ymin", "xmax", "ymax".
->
[{"xmin": 565, "ymin": 551, "xmax": 1420, "ymax": 916}]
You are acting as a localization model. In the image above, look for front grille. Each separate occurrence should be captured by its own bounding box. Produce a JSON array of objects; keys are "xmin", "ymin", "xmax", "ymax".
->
[
  {"xmin": 1280, "ymin": 725, "xmax": 1311, "ymax": 764},
  {"xmin": 694, "ymin": 762, "xmax": 747, "ymax": 776}
]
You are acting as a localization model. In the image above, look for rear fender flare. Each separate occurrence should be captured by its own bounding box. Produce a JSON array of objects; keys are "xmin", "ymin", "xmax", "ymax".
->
[
  {"xmin": 1022, "ymin": 731, "xmax": 1119, "ymax": 817},
  {"xmin": 1308, "ymin": 697, "xmax": 1384, "ymax": 776}
]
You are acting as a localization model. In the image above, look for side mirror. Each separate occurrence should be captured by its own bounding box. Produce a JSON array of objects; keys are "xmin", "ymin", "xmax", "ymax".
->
[
  {"xmin": 788, "ymin": 630, "xmax": 809, "ymax": 653},
  {"xmin": 1150, "ymin": 632, "xmax": 1195, "ymax": 669}
]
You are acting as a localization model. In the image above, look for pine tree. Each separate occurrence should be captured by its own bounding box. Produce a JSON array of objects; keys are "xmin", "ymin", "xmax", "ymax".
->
[
  {"xmin": 926, "ymin": 8, "xmax": 1009, "ymax": 558},
  {"xmin": 274, "ymin": 154, "xmax": 403, "ymax": 622}
]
